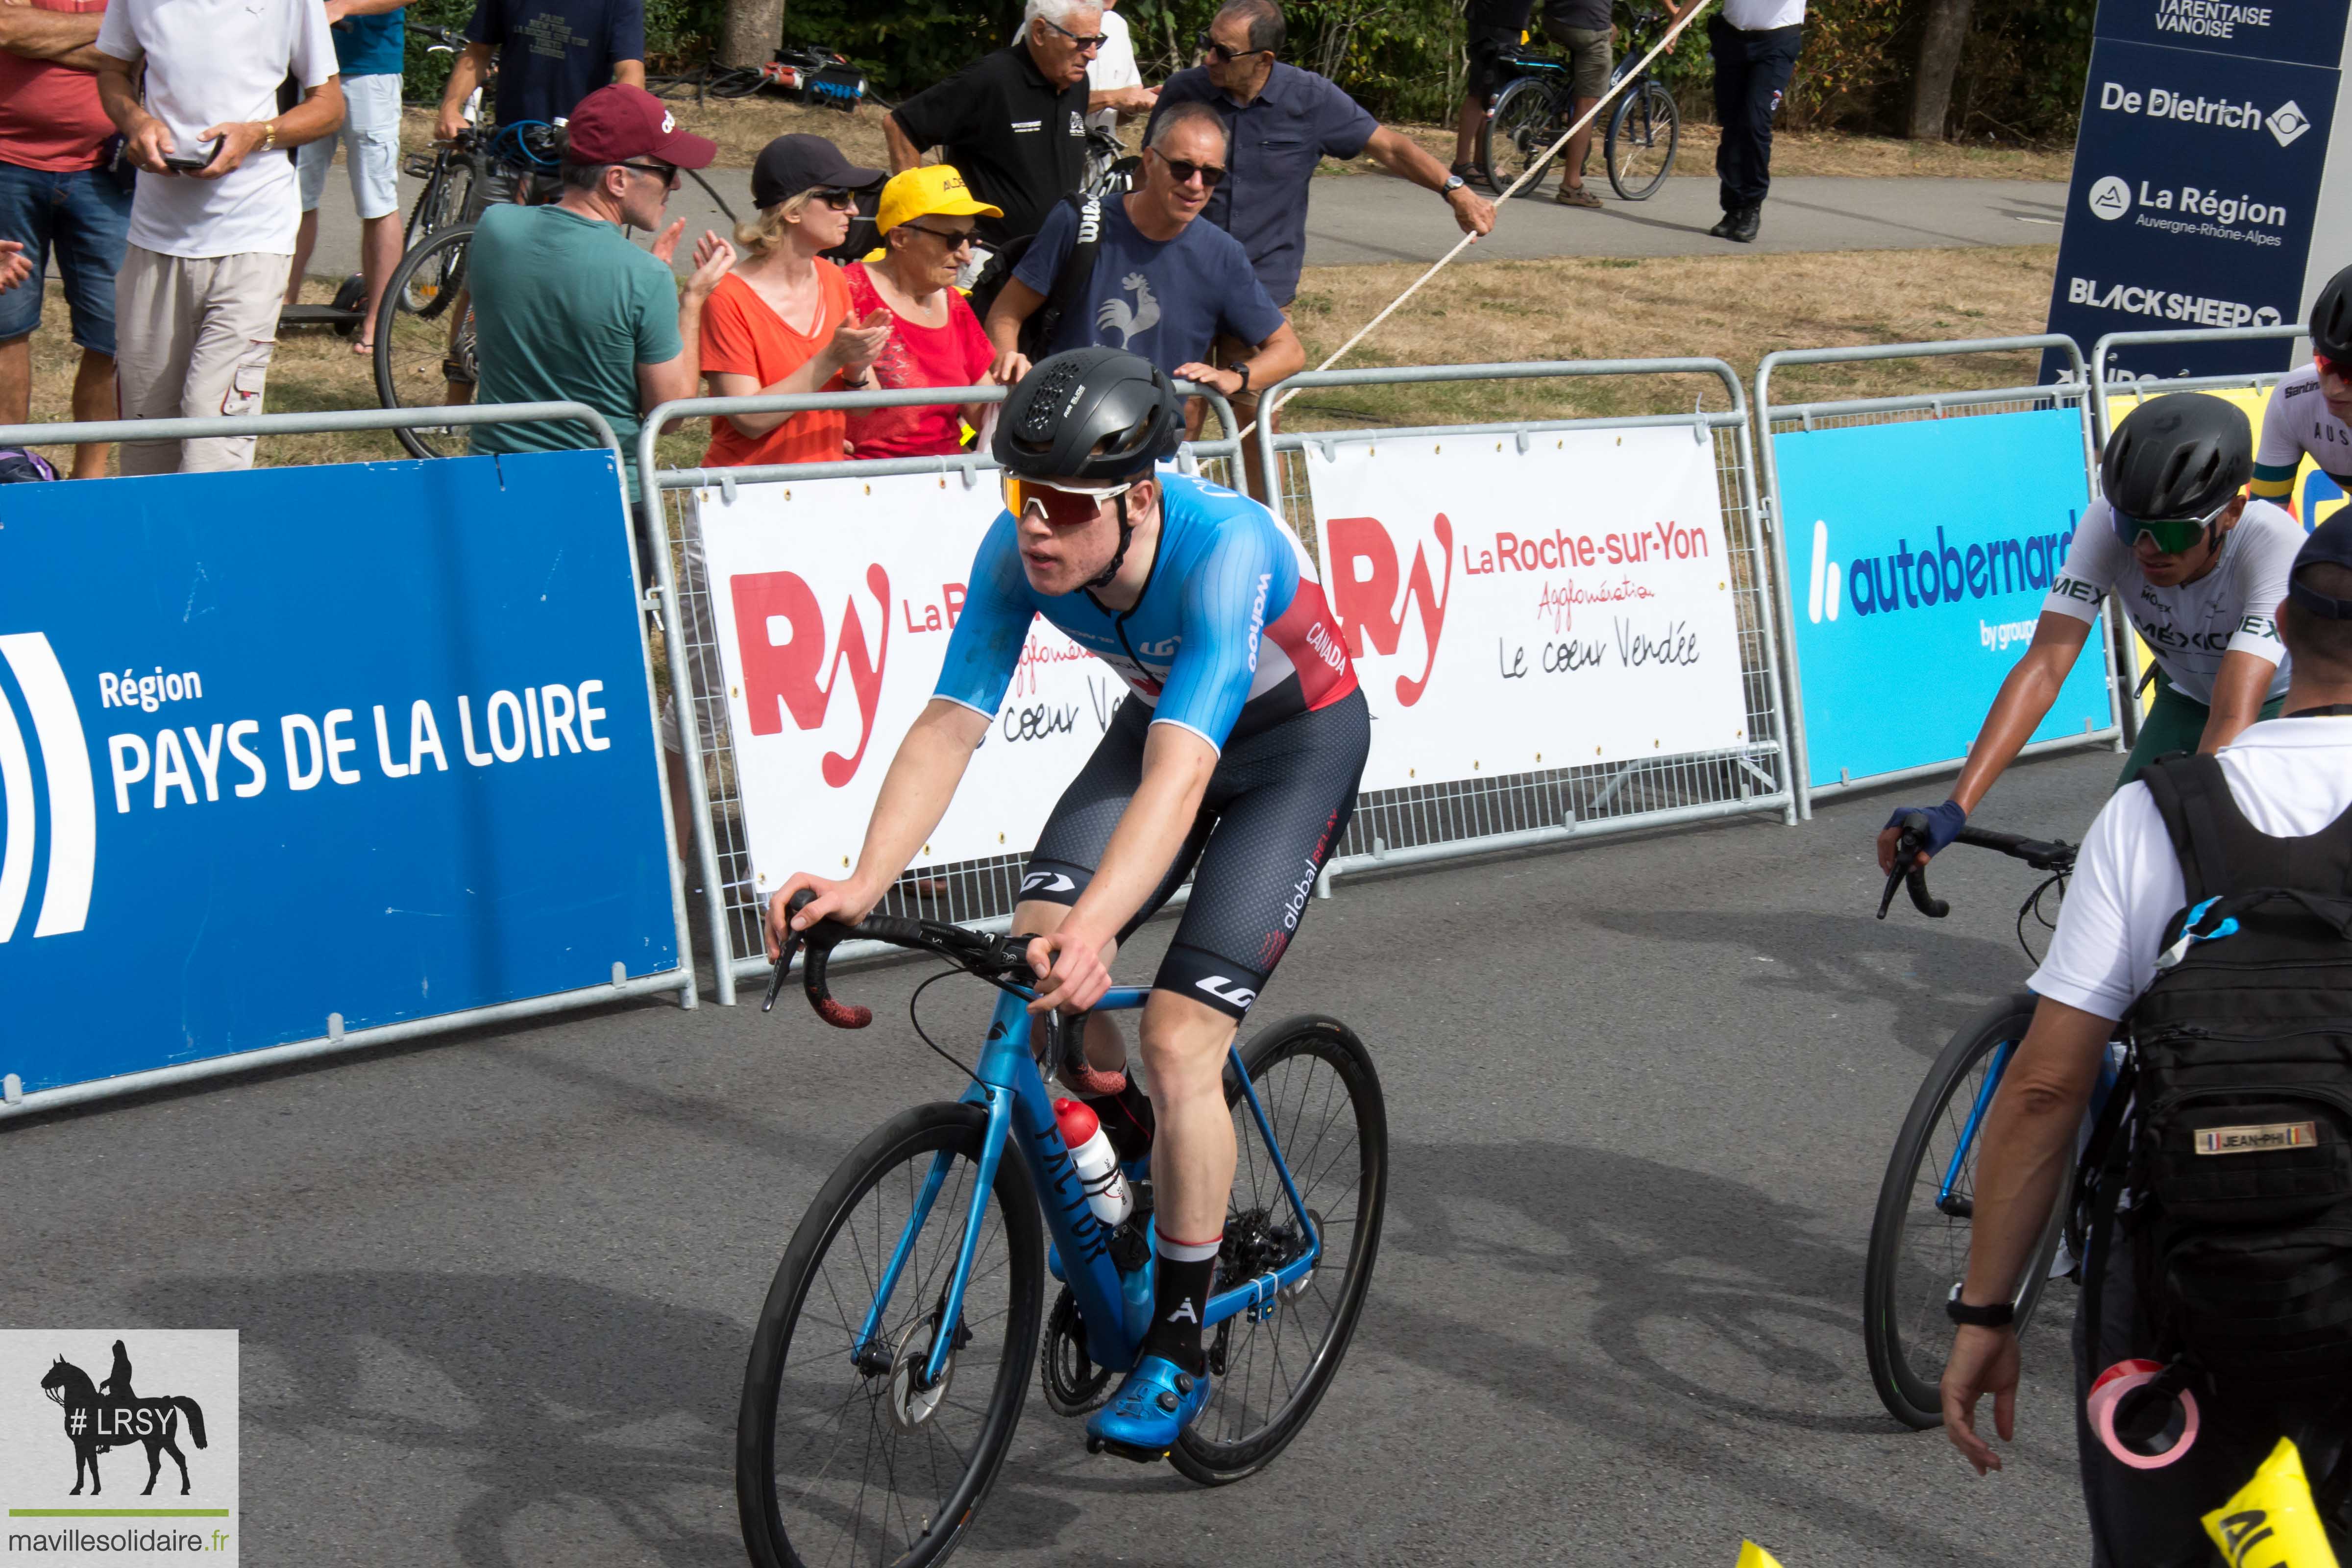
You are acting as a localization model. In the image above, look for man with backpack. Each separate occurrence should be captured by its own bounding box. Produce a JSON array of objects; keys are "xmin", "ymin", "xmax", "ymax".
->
[{"xmin": 1942, "ymin": 508, "xmax": 2352, "ymax": 1559}]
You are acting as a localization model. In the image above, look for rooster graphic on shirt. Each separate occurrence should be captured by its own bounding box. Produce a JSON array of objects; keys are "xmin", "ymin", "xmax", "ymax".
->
[{"xmin": 1097, "ymin": 273, "xmax": 1159, "ymax": 349}]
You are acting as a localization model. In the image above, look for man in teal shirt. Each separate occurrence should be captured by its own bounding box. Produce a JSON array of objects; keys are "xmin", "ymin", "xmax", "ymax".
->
[
  {"xmin": 465, "ymin": 83, "xmax": 733, "ymax": 487},
  {"xmin": 287, "ymin": 0, "xmax": 412, "ymax": 348}
]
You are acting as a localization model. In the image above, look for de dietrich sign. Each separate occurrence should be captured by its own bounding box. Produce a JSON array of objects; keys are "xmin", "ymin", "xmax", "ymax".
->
[{"xmin": 2043, "ymin": 0, "xmax": 2349, "ymax": 381}]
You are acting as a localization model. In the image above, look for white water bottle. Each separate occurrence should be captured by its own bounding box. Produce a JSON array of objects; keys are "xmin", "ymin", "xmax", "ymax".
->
[{"xmin": 1054, "ymin": 1098, "xmax": 1133, "ymax": 1227}]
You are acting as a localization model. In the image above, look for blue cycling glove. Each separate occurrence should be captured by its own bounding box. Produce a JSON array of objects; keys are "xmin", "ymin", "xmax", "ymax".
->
[{"xmin": 1885, "ymin": 800, "xmax": 1967, "ymax": 859}]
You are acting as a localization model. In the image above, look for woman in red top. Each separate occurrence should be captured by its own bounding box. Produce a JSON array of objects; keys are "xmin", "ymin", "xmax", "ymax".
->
[
  {"xmin": 842, "ymin": 166, "xmax": 1002, "ymax": 460},
  {"xmin": 699, "ymin": 134, "xmax": 893, "ymax": 467}
]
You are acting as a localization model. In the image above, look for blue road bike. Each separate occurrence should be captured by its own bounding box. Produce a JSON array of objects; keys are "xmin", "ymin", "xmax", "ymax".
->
[
  {"xmin": 737, "ymin": 892, "xmax": 1388, "ymax": 1568},
  {"xmin": 1861, "ymin": 818, "xmax": 2131, "ymax": 1429}
]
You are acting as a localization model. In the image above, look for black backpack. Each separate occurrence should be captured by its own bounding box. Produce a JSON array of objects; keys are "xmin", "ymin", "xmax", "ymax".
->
[
  {"xmin": 2088, "ymin": 752, "xmax": 2352, "ymax": 1398},
  {"xmin": 965, "ymin": 193, "xmax": 1104, "ymax": 358}
]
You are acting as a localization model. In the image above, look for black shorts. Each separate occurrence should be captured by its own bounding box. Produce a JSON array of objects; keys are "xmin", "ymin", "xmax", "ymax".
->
[
  {"xmin": 1466, "ymin": 0, "xmax": 1534, "ymax": 101},
  {"xmin": 1020, "ymin": 689, "xmax": 1370, "ymax": 1020}
]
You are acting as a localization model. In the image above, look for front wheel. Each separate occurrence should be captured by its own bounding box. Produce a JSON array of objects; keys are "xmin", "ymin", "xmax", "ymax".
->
[
  {"xmin": 737, "ymin": 1101, "xmax": 1043, "ymax": 1568},
  {"xmin": 1477, "ymin": 75, "xmax": 1562, "ymax": 197},
  {"xmin": 1862, "ymin": 992, "xmax": 2071, "ymax": 1429},
  {"xmin": 1171, "ymin": 1014, "xmax": 1388, "ymax": 1485},
  {"xmin": 1605, "ymin": 78, "xmax": 1679, "ymax": 200}
]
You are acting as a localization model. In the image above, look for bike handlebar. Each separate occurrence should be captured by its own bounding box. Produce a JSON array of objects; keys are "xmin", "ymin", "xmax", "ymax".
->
[
  {"xmin": 1876, "ymin": 818, "xmax": 2077, "ymax": 922},
  {"xmin": 764, "ymin": 888, "xmax": 1039, "ymax": 1028}
]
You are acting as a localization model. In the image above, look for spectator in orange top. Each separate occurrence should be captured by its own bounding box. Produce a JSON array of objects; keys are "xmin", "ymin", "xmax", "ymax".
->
[
  {"xmin": 699, "ymin": 134, "xmax": 891, "ymax": 466},
  {"xmin": 843, "ymin": 165, "xmax": 1001, "ymax": 460}
]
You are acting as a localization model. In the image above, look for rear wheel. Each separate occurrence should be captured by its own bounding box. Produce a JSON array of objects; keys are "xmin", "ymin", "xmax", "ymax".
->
[
  {"xmin": 738, "ymin": 1102, "xmax": 1043, "ymax": 1568},
  {"xmin": 1170, "ymin": 1014, "xmax": 1387, "ymax": 1485},
  {"xmin": 375, "ymin": 224, "xmax": 477, "ymax": 460},
  {"xmin": 1478, "ymin": 75, "xmax": 1563, "ymax": 197},
  {"xmin": 1604, "ymin": 77, "xmax": 1679, "ymax": 200},
  {"xmin": 1862, "ymin": 992, "xmax": 2071, "ymax": 1429}
]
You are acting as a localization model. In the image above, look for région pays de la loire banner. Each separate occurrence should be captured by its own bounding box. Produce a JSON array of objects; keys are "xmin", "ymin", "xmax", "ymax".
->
[{"xmin": 1302, "ymin": 425, "xmax": 1751, "ymax": 792}]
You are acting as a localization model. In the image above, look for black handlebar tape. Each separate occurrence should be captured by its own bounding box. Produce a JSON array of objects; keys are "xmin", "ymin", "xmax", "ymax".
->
[{"xmin": 778, "ymin": 889, "xmax": 872, "ymax": 1029}]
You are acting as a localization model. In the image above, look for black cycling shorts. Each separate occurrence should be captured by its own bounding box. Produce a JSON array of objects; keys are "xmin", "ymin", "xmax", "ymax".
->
[
  {"xmin": 1467, "ymin": 0, "xmax": 1534, "ymax": 100},
  {"xmin": 1019, "ymin": 688, "xmax": 1370, "ymax": 1020}
]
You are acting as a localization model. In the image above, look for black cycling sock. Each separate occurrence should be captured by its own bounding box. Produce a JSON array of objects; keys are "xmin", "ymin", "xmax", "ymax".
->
[
  {"xmin": 1143, "ymin": 1233, "xmax": 1220, "ymax": 1376},
  {"xmin": 1082, "ymin": 1078, "xmax": 1155, "ymax": 1163}
]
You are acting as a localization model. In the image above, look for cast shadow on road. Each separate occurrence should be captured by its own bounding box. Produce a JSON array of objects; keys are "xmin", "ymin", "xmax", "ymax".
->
[
  {"xmin": 1582, "ymin": 905, "xmax": 2032, "ymax": 1065},
  {"xmin": 1370, "ymin": 1136, "xmax": 2071, "ymax": 1567}
]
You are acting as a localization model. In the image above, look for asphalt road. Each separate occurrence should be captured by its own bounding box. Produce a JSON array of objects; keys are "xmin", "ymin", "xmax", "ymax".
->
[
  {"xmin": 1, "ymin": 744, "xmax": 2125, "ymax": 1567},
  {"xmin": 290, "ymin": 170, "xmax": 2066, "ymax": 288}
]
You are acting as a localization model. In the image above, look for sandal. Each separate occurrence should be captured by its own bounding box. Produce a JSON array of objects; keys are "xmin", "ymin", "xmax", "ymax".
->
[{"xmin": 1555, "ymin": 184, "xmax": 1603, "ymax": 209}]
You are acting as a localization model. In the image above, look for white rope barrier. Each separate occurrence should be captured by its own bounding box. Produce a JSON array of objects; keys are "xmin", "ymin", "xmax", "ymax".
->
[{"xmin": 1236, "ymin": 0, "xmax": 1717, "ymax": 442}]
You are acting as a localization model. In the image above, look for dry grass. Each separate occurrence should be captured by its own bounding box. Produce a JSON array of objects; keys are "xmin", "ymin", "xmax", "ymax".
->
[
  {"xmin": 399, "ymin": 97, "xmax": 893, "ymax": 171},
  {"xmin": 1325, "ymin": 121, "xmax": 2070, "ymax": 181},
  {"xmin": 8, "ymin": 243, "xmax": 2058, "ymax": 473}
]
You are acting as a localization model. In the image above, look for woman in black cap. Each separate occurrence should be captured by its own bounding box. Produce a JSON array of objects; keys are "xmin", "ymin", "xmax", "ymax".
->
[{"xmin": 699, "ymin": 134, "xmax": 894, "ymax": 467}]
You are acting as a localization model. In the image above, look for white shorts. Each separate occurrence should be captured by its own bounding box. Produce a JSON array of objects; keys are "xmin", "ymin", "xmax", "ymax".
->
[{"xmin": 297, "ymin": 72, "xmax": 402, "ymax": 222}]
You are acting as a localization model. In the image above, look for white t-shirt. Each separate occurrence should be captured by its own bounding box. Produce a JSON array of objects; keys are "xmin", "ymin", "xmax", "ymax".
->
[
  {"xmin": 1720, "ymin": 0, "xmax": 1805, "ymax": 28},
  {"xmin": 2031, "ymin": 716, "xmax": 2352, "ymax": 1019},
  {"xmin": 97, "ymin": 0, "xmax": 339, "ymax": 259},
  {"xmin": 2256, "ymin": 361, "xmax": 2352, "ymax": 489},
  {"xmin": 2042, "ymin": 496, "xmax": 2299, "ymax": 705}
]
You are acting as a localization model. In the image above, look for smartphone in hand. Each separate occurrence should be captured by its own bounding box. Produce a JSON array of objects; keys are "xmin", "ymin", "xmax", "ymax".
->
[{"xmin": 160, "ymin": 137, "xmax": 222, "ymax": 172}]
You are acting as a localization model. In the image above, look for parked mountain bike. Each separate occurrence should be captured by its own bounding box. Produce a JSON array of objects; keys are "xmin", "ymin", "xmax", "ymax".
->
[
  {"xmin": 1476, "ymin": 6, "xmax": 1679, "ymax": 201},
  {"xmin": 737, "ymin": 891, "xmax": 1388, "ymax": 1568},
  {"xmin": 1860, "ymin": 814, "xmax": 2130, "ymax": 1429}
]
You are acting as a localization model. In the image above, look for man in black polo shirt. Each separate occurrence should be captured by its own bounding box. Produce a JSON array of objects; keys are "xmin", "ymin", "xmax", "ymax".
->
[{"xmin": 884, "ymin": 0, "xmax": 1098, "ymax": 257}]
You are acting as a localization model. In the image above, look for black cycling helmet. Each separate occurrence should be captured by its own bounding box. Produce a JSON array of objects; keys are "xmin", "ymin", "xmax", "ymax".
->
[
  {"xmin": 2311, "ymin": 262, "xmax": 2352, "ymax": 362},
  {"xmin": 993, "ymin": 346, "xmax": 1183, "ymax": 483},
  {"xmin": 2102, "ymin": 392, "xmax": 2252, "ymax": 549}
]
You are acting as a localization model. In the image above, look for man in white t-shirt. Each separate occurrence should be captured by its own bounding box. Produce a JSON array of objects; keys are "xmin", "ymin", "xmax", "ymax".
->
[
  {"xmin": 1879, "ymin": 393, "xmax": 2301, "ymax": 874},
  {"xmin": 1085, "ymin": 0, "xmax": 1155, "ymax": 136},
  {"xmin": 94, "ymin": 0, "xmax": 341, "ymax": 473},
  {"xmin": 2251, "ymin": 262, "xmax": 2352, "ymax": 514},
  {"xmin": 1939, "ymin": 515, "xmax": 2352, "ymax": 1562}
]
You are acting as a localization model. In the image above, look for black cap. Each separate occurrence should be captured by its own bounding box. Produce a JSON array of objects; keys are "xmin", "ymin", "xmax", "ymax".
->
[
  {"xmin": 751, "ymin": 134, "xmax": 884, "ymax": 210},
  {"xmin": 2289, "ymin": 512, "xmax": 2352, "ymax": 619}
]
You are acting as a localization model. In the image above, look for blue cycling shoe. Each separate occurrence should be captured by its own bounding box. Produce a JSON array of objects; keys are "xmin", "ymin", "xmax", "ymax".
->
[{"xmin": 1084, "ymin": 1354, "xmax": 1211, "ymax": 1462}]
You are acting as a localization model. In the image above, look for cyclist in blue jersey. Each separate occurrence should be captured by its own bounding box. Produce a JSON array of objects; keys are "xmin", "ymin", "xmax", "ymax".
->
[{"xmin": 767, "ymin": 346, "xmax": 1368, "ymax": 1461}]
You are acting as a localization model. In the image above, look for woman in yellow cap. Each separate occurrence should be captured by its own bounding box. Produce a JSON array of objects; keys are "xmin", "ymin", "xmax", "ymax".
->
[{"xmin": 842, "ymin": 166, "xmax": 1004, "ymax": 460}]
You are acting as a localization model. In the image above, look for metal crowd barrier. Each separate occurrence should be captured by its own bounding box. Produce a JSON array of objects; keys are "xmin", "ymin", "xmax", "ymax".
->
[
  {"xmin": 0, "ymin": 401, "xmax": 697, "ymax": 1120},
  {"xmin": 634, "ymin": 381, "xmax": 1243, "ymax": 1004},
  {"xmin": 1753, "ymin": 336, "xmax": 2122, "ymax": 814},
  {"xmin": 1255, "ymin": 358, "xmax": 1799, "ymax": 886},
  {"xmin": 2088, "ymin": 322, "xmax": 2310, "ymax": 442}
]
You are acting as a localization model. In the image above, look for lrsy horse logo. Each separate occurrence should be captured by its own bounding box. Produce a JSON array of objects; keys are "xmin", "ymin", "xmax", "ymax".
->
[{"xmin": 0, "ymin": 1330, "xmax": 238, "ymax": 1566}]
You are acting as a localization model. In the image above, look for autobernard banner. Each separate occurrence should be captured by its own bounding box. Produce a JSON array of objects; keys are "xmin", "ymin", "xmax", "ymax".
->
[
  {"xmin": 0, "ymin": 451, "xmax": 676, "ymax": 1099},
  {"xmin": 1772, "ymin": 408, "xmax": 2116, "ymax": 789}
]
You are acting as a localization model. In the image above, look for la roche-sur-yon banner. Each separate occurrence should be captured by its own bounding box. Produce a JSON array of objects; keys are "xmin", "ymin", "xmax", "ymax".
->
[
  {"xmin": 2042, "ymin": 0, "xmax": 2348, "ymax": 380},
  {"xmin": 1302, "ymin": 426, "xmax": 1752, "ymax": 793},
  {"xmin": 691, "ymin": 472, "xmax": 1126, "ymax": 906},
  {"xmin": 1773, "ymin": 408, "xmax": 2114, "ymax": 790},
  {"xmin": 0, "ymin": 451, "xmax": 676, "ymax": 1099}
]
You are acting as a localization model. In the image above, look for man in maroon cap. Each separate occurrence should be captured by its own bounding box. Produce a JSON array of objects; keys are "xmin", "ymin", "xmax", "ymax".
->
[{"xmin": 463, "ymin": 83, "xmax": 733, "ymax": 487}]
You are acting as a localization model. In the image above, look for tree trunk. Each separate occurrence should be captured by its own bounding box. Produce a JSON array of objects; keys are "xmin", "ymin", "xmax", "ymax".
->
[
  {"xmin": 720, "ymin": 0, "xmax": 784, "ymax": 70},
  {"xmin": 1907, "ymin": 0, "xmax": 1975, "ymax": 141}
]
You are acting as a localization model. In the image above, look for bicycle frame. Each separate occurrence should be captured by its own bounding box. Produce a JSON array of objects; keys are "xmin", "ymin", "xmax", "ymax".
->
[
  {"xmin": 850, "ymin": 984, "xmax": 1324, "ymax": 1391},
  {"xmin": 1937, "ymin": 1037, "xmax": 2124, "ymax": 1207}
]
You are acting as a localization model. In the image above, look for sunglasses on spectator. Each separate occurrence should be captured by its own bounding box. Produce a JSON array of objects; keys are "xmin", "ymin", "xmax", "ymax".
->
[
  {"xmin": 1040, "ymin": 15, "xmax": 1109, "ymax": 49},
  {"xmin": 1196, "ymin": 30, "xmax": 1270, "ymax": 62},
  {"xmin": 902, "ymin": 221, "xmax": 976, "ymax": 251},
  {"xmin": 808, "ymin": 187, "xmax": 860, "ymax": 211},
  {"xmin": 2109, "ymin": 493, "xmax": 2232, "ymax": 556},
  {"xmin": 1006, "ymin": 476, "xmax": 1137, "ymax": 527},
  {"xmin": 1150, "ymin": 149, "xmax": 1227, "ymax": 189},
  {"xmin": 620, "ymin": 161, "xmax": 681, "ymax": 189}
]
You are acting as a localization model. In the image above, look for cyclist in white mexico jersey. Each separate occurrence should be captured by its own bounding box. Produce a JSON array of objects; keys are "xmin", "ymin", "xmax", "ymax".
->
[
  {"xmin": 2251, "ymin": 263, "xmax": 2352, "ymax": 509},
  {"xmin": 1880, "ymin": 392, "xmax": 2301, "ymax": 871}
]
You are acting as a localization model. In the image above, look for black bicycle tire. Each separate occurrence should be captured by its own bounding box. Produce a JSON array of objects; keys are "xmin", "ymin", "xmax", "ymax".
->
[
  {"xmin": 375, "ymin": 224, "xmax": 477, "ymax": 460},
  {"xmin": 1604, "ymin": 78, "xmax": 1679, "ymax": 201},
  {"xmin": 400, "ymin": 167, "xmax": 445, "ymax": 255},
  {"xmin": 1477, "ymin": 75, "xmax": 1562, "ymax": 197},
  {"xmin": 1862, "ymin": 991, "xmax": 2070, "ymax": 1429},
  {"xmin": 398, "ymin": 168, "xmax": 473, "ymax": 309},
  {"xmin": 1169, "ymin": 1013, "xmax": 1387, "ymax": 1485},
  {"xmin": 737, "ymin": 1101, "xmax": 1044, "ymax": 1568}
]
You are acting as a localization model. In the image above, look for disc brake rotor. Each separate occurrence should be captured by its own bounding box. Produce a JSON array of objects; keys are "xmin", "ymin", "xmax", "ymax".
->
[{"xmin": 886, "ymin": 1312, "xmax": 954, "ymax": 1434}]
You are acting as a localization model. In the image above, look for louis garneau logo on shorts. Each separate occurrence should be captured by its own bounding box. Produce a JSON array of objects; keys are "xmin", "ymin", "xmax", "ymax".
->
[
  {"xmin": 1, "ymin": 1330, "xmax": 240, "ymax": 1565},
  {"xmin": 1020, "ymin": 871, "xmax": 1076, "ymax": 896}
]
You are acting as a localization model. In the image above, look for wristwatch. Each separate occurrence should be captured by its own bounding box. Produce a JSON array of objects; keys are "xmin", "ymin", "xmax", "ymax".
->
[
  {"xmin": 1440, "ymin": 173, "xmax": 1466, "ymax": 195},
  {"xmin": 1945, "ymin": 1284, "xmax": 2015, "ymax": 1328},
  {"xmin": 1225, "ymin": 361, "xmax": 1251, "ymax": 393}
]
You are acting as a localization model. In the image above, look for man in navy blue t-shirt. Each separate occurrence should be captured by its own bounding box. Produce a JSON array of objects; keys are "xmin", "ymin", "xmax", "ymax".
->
[
  {"xmin": 986, "ymin": 100, "xmax": 1301, "ymax": 494},
  {"xmin": 434, "ymin": 0, "xmax": 645, "ymax": 143}
]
